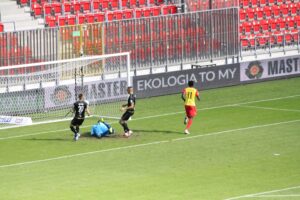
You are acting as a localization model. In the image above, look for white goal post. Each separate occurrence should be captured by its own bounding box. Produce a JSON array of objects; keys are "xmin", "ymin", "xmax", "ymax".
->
[{"xmin": 0, "ymin": 52, "xmax": 131, "ymax": 128}]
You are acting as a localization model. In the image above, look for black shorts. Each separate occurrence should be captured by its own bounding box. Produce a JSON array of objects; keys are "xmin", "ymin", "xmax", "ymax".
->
[
  {"xmin": 121, "ymin": 110, "xmax": 134, "ymax": 121},
  {"xmin": 71, "ymin": 118, "xmax": 84, "ymax": 126}
]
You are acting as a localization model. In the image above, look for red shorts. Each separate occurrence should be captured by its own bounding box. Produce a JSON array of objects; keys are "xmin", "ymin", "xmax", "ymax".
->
[{"xmin": 185, "ymin": 105, "xmax": 197, "ymax": 118}]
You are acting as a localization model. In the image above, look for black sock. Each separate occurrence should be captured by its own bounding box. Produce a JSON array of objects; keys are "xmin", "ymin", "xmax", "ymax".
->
[
  {"xmin": 76, "ymin": 126, "xmax": 79, "ymax": 133},
  {"xmin": 122, "ymin": 123, "xmax": 129, "ymax": 132},
  {"xmin": 70, "ymin": 126, "xmax": 76, "ymax": 134}
]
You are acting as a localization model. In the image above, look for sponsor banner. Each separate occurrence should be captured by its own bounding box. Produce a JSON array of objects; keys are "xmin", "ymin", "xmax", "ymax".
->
[
  {"xmin": 0, "ymin": 89, "xmax": 44, "ymax": 115},
  {"xmin": 0, "ymin": 116, "xmax": 32, "ymax": 125},
  {"xmin": 133, "ymin": 64, "xmax": 240, "ymax": 98},
  {"xmin": 240, "ymin": 56, "xmax": 300, "ymax": 82},
  {"xmin": 45, "ymin": 78, "xmax": 128, "ymax": 109}
]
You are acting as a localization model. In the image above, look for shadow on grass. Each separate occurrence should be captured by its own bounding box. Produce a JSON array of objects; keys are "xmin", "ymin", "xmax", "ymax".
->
[{"xmin": 133, "ymin": 129, "xmax": 183, "ymax": 135}]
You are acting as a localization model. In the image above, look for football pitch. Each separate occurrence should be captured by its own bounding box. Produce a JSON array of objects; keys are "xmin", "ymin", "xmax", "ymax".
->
[{"xmin": 0, "ymin": 77, "xmax": 300, "ymax": 200}]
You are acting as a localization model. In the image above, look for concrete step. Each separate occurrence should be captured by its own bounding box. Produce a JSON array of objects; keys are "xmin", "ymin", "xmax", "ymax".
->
[{"xmin": 0, "ymin": 1, "xmax": 44, "ymax": 32}]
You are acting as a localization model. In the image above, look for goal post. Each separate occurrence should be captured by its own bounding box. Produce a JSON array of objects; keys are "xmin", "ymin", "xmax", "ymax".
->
[{"xmin": 0, "ymin": 52, "xmax": 131, "ymax": 128}]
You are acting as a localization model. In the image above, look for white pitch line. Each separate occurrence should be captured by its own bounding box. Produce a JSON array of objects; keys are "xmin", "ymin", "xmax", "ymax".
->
[
  {"xmin": 224, "ymin": 185, "xmax": 300, "ymax": 200},
  {"xmin": 254, "ymin": 194, "xmax": 300, "ymax": 198},
  {"xmin": 0, "ymin": 94, "xmax": 300, "ymax": 141},
  {"xmin": 0, "ymin": 119, "xmax": 299, "ymax": 169},
  {"xmin": 0, "ymin": 140, "xmax": 169, "ymax": 169},
  {"xmin": 238, "ymin": 105, "xmax": 300, "ymax": 113},
  {"xmin": 172, "ymin": 119, "xmax": 300, "ymax": 142}
]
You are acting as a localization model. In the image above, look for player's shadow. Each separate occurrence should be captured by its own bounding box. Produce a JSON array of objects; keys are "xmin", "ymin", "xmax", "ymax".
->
[
  {"xmin": 133, "ymin": 129, "xmax": 183, "ymax": 135},
  {"xmin": 81, "ymin": 132, "xmax": 123, "ymax": 139}
]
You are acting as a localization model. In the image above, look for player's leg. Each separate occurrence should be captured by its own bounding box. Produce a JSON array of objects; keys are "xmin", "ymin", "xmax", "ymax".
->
[
  {"xmin": 119, "ymin": 111, "xmax": 132, "ymax": 137},
  {"xmin": 184, "ymin": 106, "xmax": 189, "ymax": 125},
  {"xmin": 184, "ymin": 106, "xmax": 197, "ymax": 134},
  {"xmin": 70, "ymin": 118, "xmax": 78, "ymax": 137}
]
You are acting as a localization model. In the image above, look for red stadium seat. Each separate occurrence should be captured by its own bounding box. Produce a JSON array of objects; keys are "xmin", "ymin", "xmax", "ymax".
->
[
  {"xmin": 263, "ymin": 6, "xmax": 272, "ymax": 19},
  {"xmin": 248, "ymin": 34, "xmax": 256, "ymax": 47},
  {"xmin": 272, "ymin": 5, "xmax": 280, "ymax": 17},
  {"xmin": 123, "ymin": 9, "xmax": 133, "ymax": 19},
  {"xmin": 242, "ymin": 21, "xmax": 252, "ymax": 34},
  {"xmin": 71, "ymin": 2, "xmax": 81, "ymax": 13},
  {"xmin": 285, "ymin": 16, "xmax": 295, "ymax": 30},
  {"xmin": 63, "ymin": 2, "xmax": 71, "ymax": 13},
  {"xmin": 160, "ymin": 5, "xmax": 177, "ymax": 15},
  {"xmin": 57, "ymin": 15, "xmax": 66, "ymax": 26},
  {"xmin": 268, "ymin": 18, "xmax": 277, "ymax": 31},
  {"xmin": 267, "ymin": 0, "xmax": 275, "ymax": 6},
  {"xmin": 295, "ymin": 15, "xmax": 300, "ymax": 28},
  {"xmin": 288, "ymin": 3, "xmax": 297, "ymax": 16},
  {"xmin": 81, "ymin": 1, "xmax": 91, "ymax": 12},
  {"xmin": 290, "ymin": 29, "xmax": 299, "ymax": 42},
  {"xmin": 273, "ymin": 30, "xmax": 283, "ymax": 44},
  {"xmin": 151, "ymin": 7, "xmax": 160, "ymax": 16},
  {"xmin": 92, "ymin": 0, "xmax": 100, "ymax": 11},
  {"xmin": 240, "ymin": 9, "xmax": 246, "ymax": 22},
  {"xmin": 134, "ymin": 8, "xmax": 142, "ymax": 18},
  {"xmin": 260, "ymin": 19, "xmax": 269, "ymax": 32},
  {"xmin": 277, "ymin": 18, "xmax": 286, "ymax": 30},
  {"xmin": 256, "ymin": 33, "xmax": 268, "ymax": 47},
  {"xmin": 86, "ymin": 13, "xmax": 95, "ymax": 23},
  {"xmin": 252, "ymin": 20, "xmax": 260, "ymax": 33},
  {"xmin": 280, "ymin": 4, "xmax": 288, "ymax": 17},
  {"xmin": 45, "ymin": 15, "xmax": 56, "ymax": 27},
  {"xmin": 240, "ymin": 35, "xmax": 249, "ymax": 48},
  {"xmin": 77, "ymin": 14, "xmax": 86, "ymax": 24},
  {"xmin": 102, "ymin": 0, "xmax": 109, "ymax": 9},
  {"xmin": 66, "ymin": 15, "xmax": 76, "ymax": 25},
  {"xmin": 0, "ymin": 23, "xmax": 4, "ymax": 32},
  {"xmin": 31, "ymin": 3, "xmax": 42, "ymax": 18},
  {"xmin": 94, "ymin": 12, "xmax": 105, "ymax": 22},
  {"xmin": 275, "ymin": 0, "xmax": 283, "ymax": 6},
  {"xmin": 254, "ymin": 7, "xmax": 263, "ymax": 20},
  {"xmin": 246, "ymin": 8, "xmax": 255, "ymax": 21},
  {"xmin": 283, "ymin": 30, "xmax": 292, "ymax": 44},
  {"xmin": 241, "ymin": 0, "xmax": 249, "ymax": 8},
  {"xmin": 53, "ymin": 2, "xmax": 62, "ymax": 14},
  {"xmin": 259, "ymin": 0, "xmax": 266, "ymax": 7},
  {"xmin": 250, "ymin": 0, "xmax": 258, "ymax": 7},
  {"xmin": 44, "ymin": 3, "xmax": 52, "ymax": 16},
  {"xmin": 142, "ymin": 7, "xmax": 151, "ymax": 17}
]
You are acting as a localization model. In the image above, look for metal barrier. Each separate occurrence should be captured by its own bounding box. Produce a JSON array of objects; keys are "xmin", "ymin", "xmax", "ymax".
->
[{"xmin": 0, "ymin": 8, "xmax": 239, "ymax": 71}]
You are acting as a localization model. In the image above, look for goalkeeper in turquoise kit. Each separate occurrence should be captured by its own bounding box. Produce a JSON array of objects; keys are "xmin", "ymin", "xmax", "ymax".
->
[{"xmin": 91, "ymin": 118, "xmax": 115, "ymax": 138}]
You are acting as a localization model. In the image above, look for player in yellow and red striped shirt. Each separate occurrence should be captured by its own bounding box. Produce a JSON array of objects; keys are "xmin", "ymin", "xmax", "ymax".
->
[{"xmin": 181, "ymin": 81, "xmax": 200, "ymax": 134}]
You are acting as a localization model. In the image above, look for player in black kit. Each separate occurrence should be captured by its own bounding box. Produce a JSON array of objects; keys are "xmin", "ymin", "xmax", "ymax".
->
[
  {"xmin": 120, "ymin": 87, "xmax": 136, "ymax": 137},
  {"xmin": 70, "ymin": 93, "xmax": 91, "ymax": 141}
]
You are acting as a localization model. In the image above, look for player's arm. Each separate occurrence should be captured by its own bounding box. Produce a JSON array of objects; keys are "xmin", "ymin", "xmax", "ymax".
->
[
  {"xmin": 181, "ymin": 91, "xmax": 186, "ymax": 102},
  {"xmin": 86, "ymin": 106, "xmax": 91, "ymax": 116},
  {"xmin": 196, "ymin": 90, "xmax": 200, "ymax": 101}
]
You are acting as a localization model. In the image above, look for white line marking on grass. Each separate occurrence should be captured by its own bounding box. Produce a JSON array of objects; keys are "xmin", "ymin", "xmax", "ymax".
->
[
  {"xmin": 0, "ymin": 119, "xmax": 299, "ymax": 169},
  {"xmin": 0, "ymin": 94, "xmax": 300, "ymax": 140},
  {"xmin": 238, "ymin": 105, "xmax": 300, "ymax": 113},
  {"xmin": 255, "ymin": 194, "xmax": 300, "ymax": 198},
  {"xmin": 224, "ymin": 185, "xmax": 300, "ymax": 200},
  {"xmin": 172, "ymin": 119, "xmax": 300, "ymax": 142},
  {"xmin": 0, "ymin": 140, "xmax": 169, "ymax": 169}
]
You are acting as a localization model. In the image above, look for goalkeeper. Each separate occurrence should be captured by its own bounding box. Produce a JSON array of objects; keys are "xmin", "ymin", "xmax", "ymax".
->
[{"xmin": 90, "ymin": 118, "xmax": 115, "ymax": 138}]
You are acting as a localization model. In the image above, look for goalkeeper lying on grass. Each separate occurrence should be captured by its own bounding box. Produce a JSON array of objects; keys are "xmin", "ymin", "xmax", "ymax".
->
[{"xmin": 90, "ymin": 118, "xmax": 115, "ymax": 138}]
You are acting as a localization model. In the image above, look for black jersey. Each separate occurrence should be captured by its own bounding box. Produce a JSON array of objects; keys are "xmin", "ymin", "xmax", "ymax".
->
[
  {"xmin": 73, "ymin": 100, "xmax": 88, "ymax": 119},
  {"xmin": 127, "ymin": 94, "xmax": 136, "ymax": 112}
]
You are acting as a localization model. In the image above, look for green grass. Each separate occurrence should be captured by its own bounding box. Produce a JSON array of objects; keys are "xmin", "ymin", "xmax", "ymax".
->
[{"xmin": 0, "ymin": 77, "xmax": 300, "ymax": 200}]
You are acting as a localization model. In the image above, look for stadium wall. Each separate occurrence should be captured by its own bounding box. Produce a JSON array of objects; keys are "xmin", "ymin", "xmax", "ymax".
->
[{"xmin": 133, "ymin": 54, "xmax": 300, "ymax": 98}]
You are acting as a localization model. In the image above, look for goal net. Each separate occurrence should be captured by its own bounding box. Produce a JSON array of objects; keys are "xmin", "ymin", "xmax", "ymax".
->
[{"xmin": 0, "ymin": 52, "xmax": 131, "ymax": 128}]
